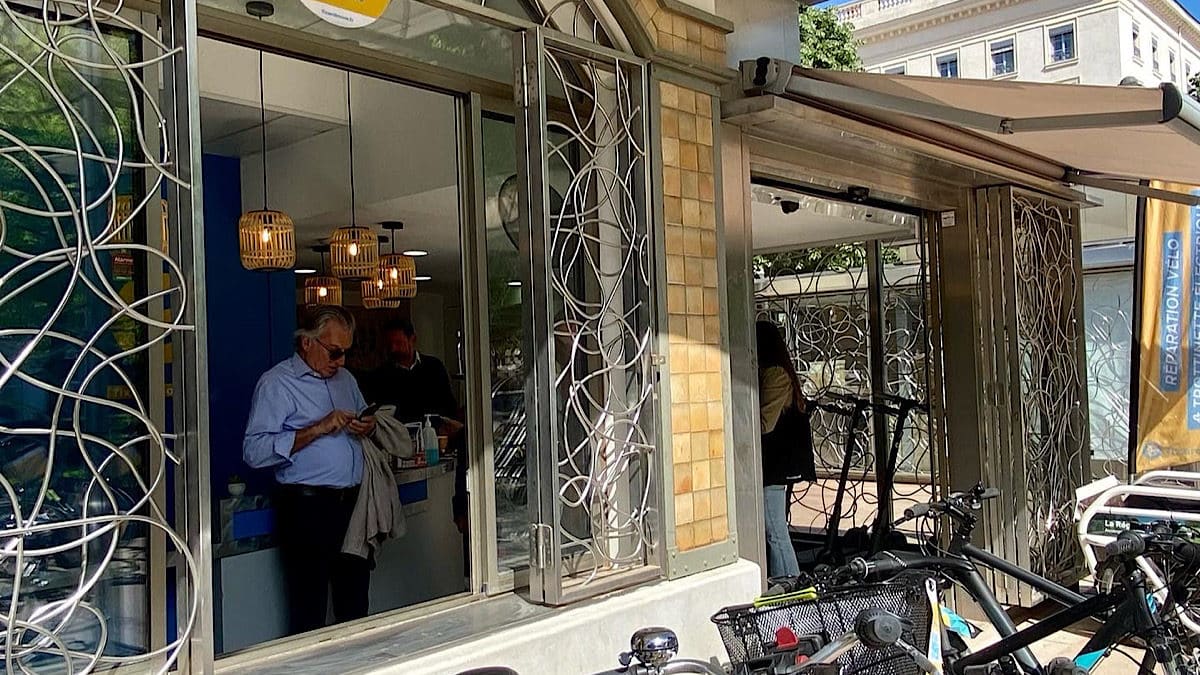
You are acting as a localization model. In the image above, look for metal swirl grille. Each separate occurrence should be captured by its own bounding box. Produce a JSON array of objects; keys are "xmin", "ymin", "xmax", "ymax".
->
[
  {"xmin": 1011, "ymin": 194, "xmax": 1087, "ymax": 580},
  {"xmin": 537, "ymin": 45, "xmax": 655, "ymax": 579},
  {"xmin": 0, "ymin": 1, "xmax": 197, "ymax": 671},
  {"xmin": 1082, "ymin": 269, "xmax": 1134, "ymax": 476}
]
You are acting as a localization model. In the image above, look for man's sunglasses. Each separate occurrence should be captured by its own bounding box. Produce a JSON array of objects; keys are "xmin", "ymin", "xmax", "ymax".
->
[{"xmin": 314, "ymin": 338, "xmax": 350, "ymax": 361}]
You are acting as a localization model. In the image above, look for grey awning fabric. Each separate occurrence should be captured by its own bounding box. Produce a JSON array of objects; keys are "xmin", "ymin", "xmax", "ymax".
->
[{"xmin": 740, "ymin": 58, "xmax": 1200, "ymax": 200}]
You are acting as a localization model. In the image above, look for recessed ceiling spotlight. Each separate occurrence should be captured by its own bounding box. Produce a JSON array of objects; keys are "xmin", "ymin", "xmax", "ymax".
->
[
  {"xmin": 507, "ymin": 280, "xmax": 522, "ymax": 287},
  {"xmin": 402, "ymin": 249, "xmax": 428, "ymax": 257},
  {"xmin": 294, "ymin": 268, "xmax": 317, "ymax": 274},
  {"xmin": 414, "ymin": 275, "xmax": 432, "ymax": 282}
]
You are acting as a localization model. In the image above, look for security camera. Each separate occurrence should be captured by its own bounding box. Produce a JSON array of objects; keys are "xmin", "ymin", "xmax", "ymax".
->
[
  {"xmin": 848, "ymin": 186, "xmax": 870, "ymax": 203},
  {"xmin": 780, "ymin": 200, "xmax": 800, "ymax": 214}
]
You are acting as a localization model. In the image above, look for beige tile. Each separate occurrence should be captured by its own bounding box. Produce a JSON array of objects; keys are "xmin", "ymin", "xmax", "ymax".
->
[
  {"xmin": 693, "ymin": 489, "xmax": 711, "ymax": 520},
  {"xmin": 674, "ymin": 13, "xmax": 690, "ymax": 38},
  {"xmin": 660, "ymin": 81, "xmax": 678, "ymax": 109},
  {"xmin": 685, "ymin": 256, "xmax": 704, "ymax": 286},
  {"xmin": 662, "ymin": 137, "xmax": 680, "ymax": 168},
  {"xmin": 705, "ymin": 315, "xmax": 722, "ymax": 344},
  {"xmin": 666, "ymin": 254, "xmax": 685, "ymax": 284},
  {"xmin": 689, "ymin": 401, "xmax": 708, "ymax": 431},
  {"xmin": 694, "ymin": 518, "xmax": 714, "ymax": 547},
  {"xmin": 702, "ymin": 26, "xmax": 723, "ymax": 50},
  {"xmin": 688, "ymin": 344, "xmax": 707, "ymax": 372},
  {"xmin": 679, "ymin": 113, "xmax": 697, "ymax": 142},
  {"xmin": 709, "ymin": 428, "xmax": 725, "ymax": 458},
  {"xmin": 669, "ymin": 370, "xmax": 688, "ymax": 401},
  {"xmin": 666, "ymin": 283, "xmax": 685, "ymax": 310},
  {"xmin": 677, "ymin": 87, "xmax": 696, "ymax": 114},
  {"xmin": 703, "ymin": 287, "xmax": 719, "ymax": 314},
  {"xmin": 664, "ymin": 166, "xmax": 681, "ymax": 197},
  {"xmin": 686, "ymin": 19, "xmax": 702, "ymax": 43},
  {"xmin": 707, "ymin": 400, "xmax": 724, "ymax": 430},
  {"xmin": 704, "ymin": 48, "xmax": 724, "ymax": 67},
  {"xmin": 712, "ymin": 489, "xmax": 728, "ymax": 516},
  {"xmin": 676, "ymin": 523, "xmax": 695, "ymax": 551},
  {"xmin": 687, "ymin": 314, "xmax": 705, "ymax": 343},
  {"xmin": 705, "ymin": 345, "xmax": 722, "ymax": 372},
  {"xmin": 674, "ymin": 467, "xmax": 692, "ymax": 496},
  {"xmin": 690, "ymin": 430, "xmax": 710, "ymax": 458},
  {"xmin": 712, "ymin": 459, "xmax": 727, "ymax": 487},
  {"xmin": 712, "ymin": 515, "xmax": 729, "ymax": 541},
  {"xmin": 675, "ymin": 493, "xmax": 694, "ymax": 525},
  {"xmin": 701, "ymin": 231, "xmax": 717, "ymax": 258},
  {"xmin": 686, "ymin": 40, "xmax": 702, "ymax": 61},
  {"xmin": 697, "ymin": 119, "xmax": 714, "ymax": 146},
  {"xmin": 665, "ymin": 225, "xmax": 684, "ymax": 255},
  {"xmin": 672, "ymin": 403, "xmax": 691, "ymax": 434},
  {"xmin": 698, "ymin": 148, "xmax": 713, "ymax": 173},
  {"xmin": 662, "ymin": 108, "xmax": 679, "ymax": 138},
  {"xmin": 688, "ymin": 373, "xmax": 708, "ymax": 401},
  {"xmin": 680, "ymin": 141, "xmax": 699, "ymax": 171},
  {"xmin": 672, "ymin": 432, "xmax": 691, "ymax": 464},
  {"xmin": 692, "ymin": 459, "xmax": 711, "ymax": 490},
  {"xmin": 684, "ymin": 229, "xmax": 702, "ymax": 258},
  {"xmin": 668, "ymin": 311, "xmax": 687, "ymax": 337},
  {"xmin": 706, "ymin": 374, "xmax": 724, "ymax": 403},
  {"xmin": 699, "ymin": 173, "xmax": 715, "ymax": 202},
  {"xmin": 682, "ymin": 170, "xmax": 699, "ymax": 199},
  {"xmin": 658, "ymin": 30, "xmax": 674, "ymax": 50},
  {"xmin": 686, "ymin": 285, "xmax": 703, "ymax": 314},
  {"xmin": 700, "ymin": 202, "xmax": 716, "ymax": 229},
  {"xmin": 703, "ymin": 262, "xmax": 719, "ymax": 288},
  {"xmin": 683, "ymin": 198, "xmax": 701, "ymax": 227},
  {"xmin": 664, "ymin": 196, "xmax": 683, "ymax": 224}
]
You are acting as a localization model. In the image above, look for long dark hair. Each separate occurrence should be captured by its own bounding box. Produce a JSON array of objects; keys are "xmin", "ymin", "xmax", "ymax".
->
[{"xmin": 756, "ymin": 320, "xmax": 804, "ymax": 410}]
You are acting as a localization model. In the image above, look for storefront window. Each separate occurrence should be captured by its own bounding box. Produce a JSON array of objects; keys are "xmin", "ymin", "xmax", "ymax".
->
[{"xmin": 0, "ymin": 10, "xmax": 154, "ymax": 664}]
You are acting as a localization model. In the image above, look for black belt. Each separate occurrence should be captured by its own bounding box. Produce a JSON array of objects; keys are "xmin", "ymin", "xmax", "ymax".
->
[{"xmin": 278, "ymin": 484, "xmax": 358, "ymax": 501}]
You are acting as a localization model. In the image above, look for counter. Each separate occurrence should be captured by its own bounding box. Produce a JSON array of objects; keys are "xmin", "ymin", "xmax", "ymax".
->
[{"xmin": 214, "ymin": 459, "xmax": 467, "ymax": 655}]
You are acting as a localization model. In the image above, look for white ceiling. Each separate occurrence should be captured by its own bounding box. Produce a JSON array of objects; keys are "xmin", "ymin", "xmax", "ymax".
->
[
  {"xmin": 197, "ymin": 37, "xmax": 468, "ymax": 296},
  {"xmin": 750, "ymin": 184, "xmax": 919, "ymax": 253}
]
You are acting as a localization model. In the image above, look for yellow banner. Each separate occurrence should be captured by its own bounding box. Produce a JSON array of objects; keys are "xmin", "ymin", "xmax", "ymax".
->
[
  {"xmin": 301, "ymin": 0, "xmax": 389, "ymax": 28},
  {"xmin": 1135, "ymin": 181, "xmax": 1200, "ymax": 471}
]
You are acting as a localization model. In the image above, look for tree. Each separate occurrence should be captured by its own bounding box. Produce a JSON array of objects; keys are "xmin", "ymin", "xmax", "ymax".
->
[
  {"xmin": 798, "ymin": 6, "xmax": 863, "ymax": 71},
  {"xmin": 1190, "ymin": 71, "xmax": 1200, "ymax": 101}
]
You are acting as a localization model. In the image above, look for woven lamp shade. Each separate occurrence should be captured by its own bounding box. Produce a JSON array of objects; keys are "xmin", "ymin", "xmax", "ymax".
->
[
  {"xmin": 330, "ymin": 225, "xmax": 379, "ymax": 280},
  {"xmin": 110, "ymin": 195, "xmax": 134, "ymax": 244},
  {"xmin": 379, "ymin": 253, "xmax": 417, "ymax": 300},
  {"xmin": 239, "ymin": 209, "xmax": 297, "ymax": 271},
  {"xmin": 304, "ymin": 276, "xmax": 342, "ymax": 306},
  {"xmin": 361, "ymin": 278, "xmax": 400, "ymax": 310}
]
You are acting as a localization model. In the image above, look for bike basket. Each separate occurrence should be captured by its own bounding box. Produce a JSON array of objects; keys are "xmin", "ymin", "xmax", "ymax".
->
[{"xmin": 711, "ymin": 573, "xmax": 938, "ymax": 675}]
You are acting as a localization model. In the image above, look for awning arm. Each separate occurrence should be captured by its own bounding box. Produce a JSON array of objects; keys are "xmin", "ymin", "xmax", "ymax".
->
[
  {"xmin": 742, "ymin": 58, "xmax": 1182, "ymax": 135},
  {"xmin": 1067, "ymin": 171, "xmax": 1200, "ymax": 206}
]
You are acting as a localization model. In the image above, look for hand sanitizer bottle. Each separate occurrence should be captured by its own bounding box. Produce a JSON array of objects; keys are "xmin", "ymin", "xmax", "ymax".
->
[{"xmin": 422, "ymin": 415, "xmax": 439, "ymax": 466}]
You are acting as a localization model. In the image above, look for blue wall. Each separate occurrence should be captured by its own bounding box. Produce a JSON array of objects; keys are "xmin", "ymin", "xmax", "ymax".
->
[{"xmin": 202, "ymin": 154, "xmax": 296, "ymax": 502}]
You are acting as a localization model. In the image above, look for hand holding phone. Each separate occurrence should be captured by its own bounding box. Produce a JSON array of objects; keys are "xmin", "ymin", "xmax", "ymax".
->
[{"xmin": 359, "ymin": 402, "xmax": 382, "ymax": 420}]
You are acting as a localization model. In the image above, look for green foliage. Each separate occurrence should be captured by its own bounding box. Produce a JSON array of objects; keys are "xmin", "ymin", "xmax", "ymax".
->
[
  {"xmin": 798, "ymin": 6, "xmax": 863, "ymax": 71},
  {"xmin": 754, "ymin": 244, "xmax": 900, "ymax": 277},
  {"xmin": 1190, "ymin": 71, "xmax": 1200, "ymax": 101}
]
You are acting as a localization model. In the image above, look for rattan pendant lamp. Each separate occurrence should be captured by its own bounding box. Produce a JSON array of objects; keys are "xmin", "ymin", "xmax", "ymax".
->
[
  {"xmin": 330, "ymin": 72, "xmax": 379, "ymax": 280},
  {"xmin": 304, "ymin": 245, "xmax": 342, "ymax": 306},
  {"xmin": 361, "ymin": 235, "xmax": 400, "ymax": 309},
  {"xmin": 379, "ymin": 221, "xmax": 416, "ymax": 300},
  {"xmin": 238, "ymin": 45, "xmax": 296, "ymax": 271}
]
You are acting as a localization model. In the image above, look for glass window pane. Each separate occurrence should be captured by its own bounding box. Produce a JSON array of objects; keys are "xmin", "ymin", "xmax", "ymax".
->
[
  {"xmin": 0, "ymin": 10, "xmax": 154, "ymax": 666},
  {"xmin": 937, "ymin": 55, "xmax": 958, "ymax": 78}
]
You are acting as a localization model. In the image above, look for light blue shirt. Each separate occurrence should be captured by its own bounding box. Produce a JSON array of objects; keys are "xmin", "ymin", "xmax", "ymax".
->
[{"xmin": 243, "ymin": 354, "xmax": 366, "ymax": 488}]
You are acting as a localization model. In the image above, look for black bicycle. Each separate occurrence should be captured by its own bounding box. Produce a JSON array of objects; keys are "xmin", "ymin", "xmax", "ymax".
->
[{"xmin": 832, "ymin": 485, "xmax": 1199, "ymax": 675}]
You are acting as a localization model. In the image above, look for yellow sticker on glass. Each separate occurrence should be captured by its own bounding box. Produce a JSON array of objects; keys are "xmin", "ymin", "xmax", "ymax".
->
[{"xmin": 300, "ymin": 0, "xmax": 389, "ymax": 28}]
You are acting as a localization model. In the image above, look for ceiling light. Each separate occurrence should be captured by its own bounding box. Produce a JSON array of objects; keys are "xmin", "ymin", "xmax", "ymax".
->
[
  {"xmin": 507, "ymin": 280, "xmax": 522, "ymax": 287},
  {"xmin": 294, "ymin": 268, "xmax": 317, "ymax": 274},
  {"xmin": 238, "ymin": 48, "xmax": 295, "ymax": 272},
  {"xmin": 402, "ymin": 249, "xmax": 428, "ymax": 257},
  {"xmin": 414, "ymin": 275, "xmax": 432, "ymax": 282}
]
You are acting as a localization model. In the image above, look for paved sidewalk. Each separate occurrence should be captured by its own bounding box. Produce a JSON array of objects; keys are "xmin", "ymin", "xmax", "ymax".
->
[{"xmin": 962, "ymin": 611, "xmax": 1146, "ymax": 674}]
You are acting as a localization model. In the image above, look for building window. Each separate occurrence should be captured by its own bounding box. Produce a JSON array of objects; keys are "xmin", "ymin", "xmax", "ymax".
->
[
  {"xmin": 1048, "ymin": 24, "xmax": 1076, "ymax": 62},
  {"xmin": 884, "ymin": 64, "xmax": 906, "ymax": 75},
  {"xmin": 991, "ymin": 38, "xmax": 1016, "ymax": 76},
  {"xmin": 937, "ymin": 53, "xmax": 959, "ymax": 78},
  {"xmin": 1132, "ymin": 22, "xmax": 1141, "ymax": 60},
  {"xmin": 1153, "ymin": 37, "xmax": 1160, "ymax": 73},
  {"xmin": 1188, "ymin": 62, "xmax": 1193, "ymax": 84},
  {"xmin": 1170, "ymin": 50, "xmax": 1178, "ymax": 81}
]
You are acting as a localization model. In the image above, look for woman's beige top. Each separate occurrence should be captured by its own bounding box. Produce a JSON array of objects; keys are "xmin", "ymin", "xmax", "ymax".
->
[{"xmin": 759, "ymin": 366, "xmax": 794, "ymax": 434}]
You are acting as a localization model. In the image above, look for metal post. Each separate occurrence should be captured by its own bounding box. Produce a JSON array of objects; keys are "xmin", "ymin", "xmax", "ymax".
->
[
  {"xmin": 161, "ymin": 0, "xmax": 215, "ymax": 667},
  {"xmin": 866, "ymin": 242, "xmax": 890, "ymax": 529},
  {"xmin": 1127, "ymin": 180, "xmax": 1150, "ymax": 477}
]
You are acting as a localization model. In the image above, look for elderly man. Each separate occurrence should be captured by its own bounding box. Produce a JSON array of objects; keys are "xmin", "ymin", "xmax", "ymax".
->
[{"xmin": 243, "ymin": 306, "xmax": 376, "ymax": 634}]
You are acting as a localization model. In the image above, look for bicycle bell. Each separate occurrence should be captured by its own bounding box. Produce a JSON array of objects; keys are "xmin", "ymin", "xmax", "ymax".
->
[{"xmin": 629, "ymin": 627, "xmax": 679, "ymax": 668}]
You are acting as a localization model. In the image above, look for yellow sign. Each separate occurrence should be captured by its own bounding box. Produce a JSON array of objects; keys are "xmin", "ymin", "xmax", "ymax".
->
[
  {"xmin": 1135, "ymin": 181, "xmax": 1200, "ymax": 470},
  {"xmin": 300, "ymin": 0, "xmax": 389, "ymax": 28}
]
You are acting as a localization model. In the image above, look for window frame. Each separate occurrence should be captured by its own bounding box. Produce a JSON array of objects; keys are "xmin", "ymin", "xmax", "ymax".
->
[
  {"xmin": 1170, "ymin": 49, "xmax": 1178, "ymax": 82},
  {"xmin": 1152, "ymin": 36, "xmax": 1161, "ymax": 74},
  {"xmin": 883, "ymin": 63, "xmax": 907, "ymax": 75},
  {"xmin": 1046, "ymin": 21, "xmax": 1077, "ymax": 66},
  {"xmin": 935, "ymin": 51, "xmax": 959, "ymax": 78},
  {"xmin": 989, "ymin": 36, "xmax": 1018, "ymax": 78},
  {"xmin": 1132, "ymin": 21, "xmax": 1142, "ymax": 62}
]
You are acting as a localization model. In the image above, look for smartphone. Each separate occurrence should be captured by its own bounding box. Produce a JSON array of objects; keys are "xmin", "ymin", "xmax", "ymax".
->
[{"xmin": 358, "ymin": 402, "xmax": 382, "ymax": 419}]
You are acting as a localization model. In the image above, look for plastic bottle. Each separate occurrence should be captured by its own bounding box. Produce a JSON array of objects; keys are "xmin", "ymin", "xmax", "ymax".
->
[{"xmin": 421, "ymin": 415, "xmax": 439, "ymax": 466}]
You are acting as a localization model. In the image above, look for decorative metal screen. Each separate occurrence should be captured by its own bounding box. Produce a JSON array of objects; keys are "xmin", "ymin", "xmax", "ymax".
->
[
  {"xmin": 0, "ymin": 1, "xmax": 198, "ymax": 671},
  {"xmin": 515, "ymin": 29, "xmax": 656, "ymax": 604},
  {"xmin": 969, "ymin": 187, "xmax": 1089, "ymax": 604},
  {"xmin": 754, "ymin": 239, "xmax": 934, "ymax": 542}
]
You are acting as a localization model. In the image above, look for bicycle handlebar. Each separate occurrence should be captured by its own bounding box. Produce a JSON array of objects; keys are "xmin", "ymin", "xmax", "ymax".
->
[{"xmin": 1104, "ymin": 531, "xmax": 1147, "ymax": 559}]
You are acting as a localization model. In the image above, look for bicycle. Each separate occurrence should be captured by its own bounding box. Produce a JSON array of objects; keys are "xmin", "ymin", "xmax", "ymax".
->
[{"xmin": 832, "ymin": 485, "xmax": 1199, "ymax": 674}]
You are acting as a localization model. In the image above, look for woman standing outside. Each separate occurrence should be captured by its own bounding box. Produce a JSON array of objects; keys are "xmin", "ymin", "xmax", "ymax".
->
[{"xmin": 756, "ymin": 321, "xmax": 816, "ymax": 578}]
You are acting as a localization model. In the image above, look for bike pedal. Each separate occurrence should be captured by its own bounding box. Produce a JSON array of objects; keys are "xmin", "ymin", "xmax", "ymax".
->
[{"xmin": 1046, "ymin": 657, "xmax": 1087, "ymax": 675}]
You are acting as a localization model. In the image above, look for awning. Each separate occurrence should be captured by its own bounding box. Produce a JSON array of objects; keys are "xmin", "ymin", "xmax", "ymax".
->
[{"xmin": 741, "ymin": 58, "xmax": 1200, "ymax": 205}]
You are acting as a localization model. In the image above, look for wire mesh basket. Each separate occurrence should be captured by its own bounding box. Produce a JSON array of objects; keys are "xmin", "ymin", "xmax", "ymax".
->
[{"xmin": 711, "ymin": 572, "xmax": 938, "ymax": 675}]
